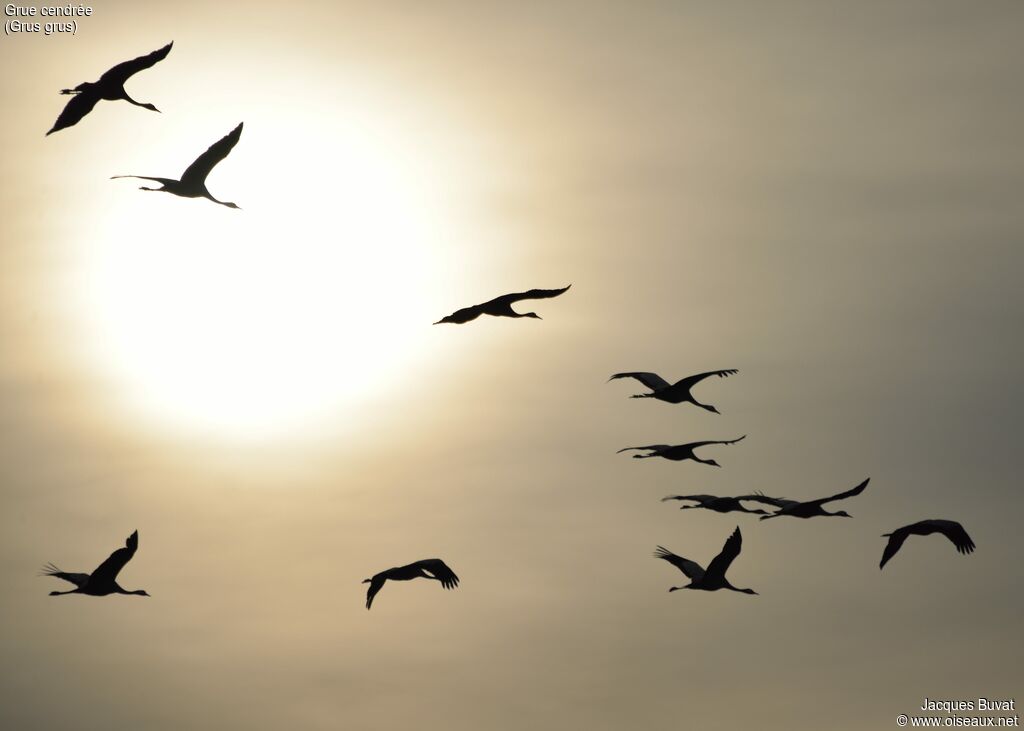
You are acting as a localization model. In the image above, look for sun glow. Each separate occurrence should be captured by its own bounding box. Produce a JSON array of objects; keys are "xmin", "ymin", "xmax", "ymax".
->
[{"xmin": 74, "ymin": 110, "xmax": 453, "ymax": 441}]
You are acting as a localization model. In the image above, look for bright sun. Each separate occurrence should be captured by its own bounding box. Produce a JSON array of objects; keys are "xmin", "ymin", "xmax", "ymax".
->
[{"xmin": 75, "ymin": 111, "xmax": 447, "ymax": 441}]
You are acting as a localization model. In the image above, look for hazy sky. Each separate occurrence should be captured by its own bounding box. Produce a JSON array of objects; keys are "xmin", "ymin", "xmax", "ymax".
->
[{"xmin": 2, "ymin": 2, "xmax": 1023, "ymax": 729}]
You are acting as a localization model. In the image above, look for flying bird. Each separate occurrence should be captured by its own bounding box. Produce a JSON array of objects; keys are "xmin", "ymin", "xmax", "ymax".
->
[
  {"xmin": 661, "ymin": 493, "xmax": 770, "ymax": 515},
  {"xmin": 111, "ymin": 122, "xmax": 243, "ymax": 208},
  {"xmin": 609, "ymin": 369, "xmax": 738, "ymax": 413},
  {"xmin": 879, "ymin": 519, "xmax": 975, "ymax": 569},
  {"xmin": 655, "ymin": 527, "xmax": 757, "ymax": 595},
  {"xmin": 363, "ymin": 558, "xmax": 459, "ymax": 610},
  {"xmin": 47, "ymin": 41, "xmax": 172, "ymax": 135},
  {"xmin": 434, "ymin": 285, "xmax": 571, "ymax": 324},
  {"xmin": 617, "ymin": 436, "xmax": 746, "ymax": 467},
  {"xmin": 41, "ymin": 530, "xmax": 150, "ymax": 597},
  {"xmin": 751, "ymin": 478, "xmax": 870, "ymax": 520}
]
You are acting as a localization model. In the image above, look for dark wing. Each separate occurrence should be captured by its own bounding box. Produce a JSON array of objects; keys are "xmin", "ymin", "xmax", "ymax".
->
[
  {"xmin": 495, "ymin": 284, "xmax": 572, "ymax": 306},
  {"xmin": 88, "ymin": 530, "xmax": 139, "ymax": 585},
  {"xmin": 808, "ymin": 478, "xmax": 870, "ymax": 507},
  {"xmin": 684, "ymin": 435, "xmax": 747, "ymax": 449},
  {"xmin": 415, "ymin": 559, "xmax": 460, "ymax": 589},
  {"xmin": 705, "ymin": 527, "xmax": 743, "ymax": 581},
  {"xmin": 660, "ymin": 494, "xmax": 715, "ymax": 504},
  {"xmin": 609, "ymin": 372, "xmax": 671, "ymax": 391},
  {"xmin": 739, "ymin": 492, "xmax": 796, "ymax": 508},
  {"xmin": 879, "ymin": 527, "xmax": 910, "ymax": 569},
  {"xmin": 671, "ymin": 369, "xmax": 739, "ymax": 390},
  {"xmin": 364, "ymin": 574, "xmax": 387, "ymax": 610},
  {"xmin": 40, "ymin": 563, "xmax": 89, "ymax": 588},
  {"xmin": 180, "ymin": 123, "xmax": 243, "ymax": 186},
  {"xmin": 929, "ymin": 520, "xmax": 976, "ymax": 555},
  {"xmin": 98, "ymin": 42, "xmax": 174, "ymax": 86},
  {"xmin": 654, "ymin": 546, "xmax": 704, "ymax": 581},
  {"xmin": 47, "ymin": 91, "xmax": 101, "ymax": 135}
]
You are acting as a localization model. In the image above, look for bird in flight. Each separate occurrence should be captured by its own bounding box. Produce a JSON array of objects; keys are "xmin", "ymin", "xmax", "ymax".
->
[
  {"xmin": 111, "ymin": 122, "xmax": 244, "ymax": 208},
  {"xmin": 655, "ymin": 527, "xmax": 758, "ymax": 595},
  {"xmin": 47, "ymin": 42, "xmax": 173, "ymax": 136},
  {"xmin": 661, "ymin": 493, "xmax": 770, "ymax": 515},
  {"xmin": 434, "ymin": 285, "xmax": 571, "ymax": 325},
  {"xmin": 879, "ymin": 519, "xmax": 975, "ymax": 569},
  {"xmin": 41, "ymin": 530, "xmax": 150, "ymax": 597},
  {"xmin": 609, "ymin": 369, "xmax": 738, "ymax": 413},
  {"xmin": 750, "ymin": 478, "xmax": 870, "ymax": 520},
  {"xmin": 618, "ymin": 436, "xmax": 746, "ymax": 467},
  {"xmin": 363, "ymin": 558, "xmax": 460, "ymax": 610}
]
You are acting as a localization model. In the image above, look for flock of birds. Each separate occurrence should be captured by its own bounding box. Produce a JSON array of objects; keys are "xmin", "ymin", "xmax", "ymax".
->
[{"xmin": 41, "ymin": 43, "xmax": 977, "ymax": 608}]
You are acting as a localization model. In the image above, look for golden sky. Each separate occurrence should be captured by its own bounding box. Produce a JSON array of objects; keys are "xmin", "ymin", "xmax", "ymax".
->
[{"xmin": 1, "ymin": 2, "xmax": 1022, "ymax": 729}]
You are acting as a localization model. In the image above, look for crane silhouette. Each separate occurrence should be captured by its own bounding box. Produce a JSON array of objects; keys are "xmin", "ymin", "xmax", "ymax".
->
[
  {"xmin": 111, "ymin": 122, "xmax": 243, "ymax": 208},
  {"xmin": 655, "ymin": 527, "xmax": 757, "ymax": 595},
  {"xmin": 661, "ymin": 493, "xmax": 770, "ymax": 515},
  {"xmin": 751, "ymin": 478, "xmax": 870, "ymax": 520},
  {"xmin": 363, "ymin": 558, "xmax": 459, "ymax": 610},
  {"xmin": 41, "ymin": 530, "xmax": 149, "ymax": 597},
  {"xmin": 879, "ymin": 519, "xmax": 976, "ymax": 569},
  {"xmin": 47, "ymin": 42, "xmax": 172, "ymax": 136},
  {"xmin": 617, "ymin": 436, "xmax": 746, "ymax": 467},
  {"xmin": 609, "ymin": 369, "xmax": 738, "ymax": 412},
  {"xmin": 434, "ymin": 285, "xmax": 571, "ymax": 324}
]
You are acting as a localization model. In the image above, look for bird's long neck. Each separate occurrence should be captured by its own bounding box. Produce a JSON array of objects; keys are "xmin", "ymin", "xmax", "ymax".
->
[
  {"xmin": 692, "ymin": 399, "xmax": 720, "ymax": 414},
  {"xmin": 121, "ymin": 90, "xmax": 157, "ymax": 110},
  {"xmin": 204, "ymin": 191, "xmax": 240, "ymax": 209},
  {"xmin": 739, "ymin": 506, "xmax": 767, "ymax": 515},
  {"xmin": 693, "ymin": 456, "xmax": 718, "ymax": 466},
  {"xmin": 60, "ymin": 82, "xmax": 92, "ymax": 95}
]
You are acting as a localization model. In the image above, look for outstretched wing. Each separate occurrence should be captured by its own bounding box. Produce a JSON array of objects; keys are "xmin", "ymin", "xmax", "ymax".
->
[
  {"xmin": 930, "ymin": 520, "xmax": 975, "ymax": 555},
  {"xmin": 364, "ymin": 575, "xmax": 387, "ymax": 610},
  {"xmin": 739, "ymin": 492, "xmax": 796, "ymax": 508},
  {"xmin": 415, "ymin": 559, "xmax": 460, "ymax": 589},
  {"xmin": 40, "ymin": 563, "xmax": 89, "ymax": 588},
  {"xmin": 181, "ymin": 123, "xmax": 243, "ymax": 186},
  {"xmin": 879, "ymin": 528, "xmax": 910, "ymax": 569},
  {"xmin": 654, "ymin": 546, "xmax": 704, "ymax": 581},
  {"xmin": 99, "ymin": 42, "xmax": 174, "ymax": 86},
  {"xmin": 47, "ymin": 92, "xmax": 100, "ymax": 135},
  {"xmin": 685, "ymin": 435, "xmax": 747, "ymax": 450},
  {"xmin": 705, "ymin": 527, "xmax": 743, "ymax": 581},
  {"xmin": 808, "ymin": 478, "xmax": 870, "ymax": 508},
  {"xmin": 89, "ymin": 530, "xmax": 139, "ymax": 585},
  {"xmin": 497, "ymin": 285, "xmax": 572, "ymax": 306},
  {"xmin": 672, "ymin": 369, "xmax": 739, "ymax": 390},
  {"xmin": 609, "ymin": 372, "xmax": 671, "ymax": 391}
]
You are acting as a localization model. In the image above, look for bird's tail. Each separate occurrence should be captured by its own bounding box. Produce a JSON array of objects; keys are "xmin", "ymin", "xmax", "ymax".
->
[{"xmin": 361, "ymin": 578, "xmax": 370, "ymax": 584}]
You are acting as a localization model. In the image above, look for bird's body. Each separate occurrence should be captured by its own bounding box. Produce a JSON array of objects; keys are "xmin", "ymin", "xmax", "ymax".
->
[
  {"xmin": 610, "ymin": 369, "xmax": 738, "ymax": 413},
  {"xmin": 42, "ymin": 530, "xmax": 149, "ymax": 597},
  {"xmin": 617, "ymin": 436, "xmax": 746, "ymax": 467},
  {"xmin": 879, "ymin": 519, "xmax": 975, "ymax": 569},
  {"xmin": 751, "ymin": 478, "xmax": 870, "ymax": 520},
  {"xmin": 434, "ymin": 285, "xmax": 571, "ymax": 325},
  {"xmin": 47, "ymin": 42, "xmax": 172, "ymax": 135},
  {"xmin": 661, "ymin": 493, "xmax": 769, "ymax": 515},
  {"xmin": 112, "ymin": 122, "xmax": 243, "ymax": 208},
  {"xmin": 655, "ymin": 527, "xmax": 757, "ymax": 594},
  {"xmin": 363, "ymin": 558, "xmax": 459, "ymax": 610}
]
